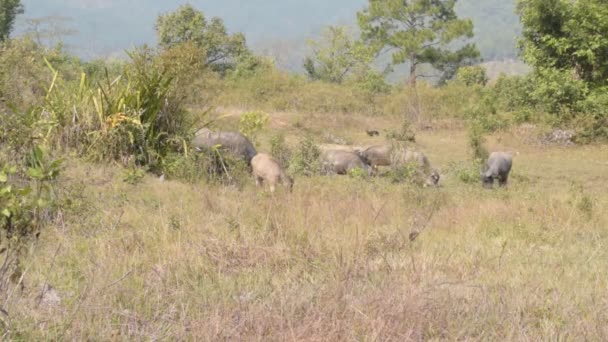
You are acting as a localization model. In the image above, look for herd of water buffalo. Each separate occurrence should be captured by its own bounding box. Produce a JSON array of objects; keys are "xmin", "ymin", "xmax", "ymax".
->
[{"xmin": 191, "ymin": 127, "xmax": 513, "ymax": 192}]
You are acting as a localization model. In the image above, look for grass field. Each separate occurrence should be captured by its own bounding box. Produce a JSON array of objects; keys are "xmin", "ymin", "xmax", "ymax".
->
[{"xmin": 9, "ymin": 111, "xmax": 608, "ymax": 340}]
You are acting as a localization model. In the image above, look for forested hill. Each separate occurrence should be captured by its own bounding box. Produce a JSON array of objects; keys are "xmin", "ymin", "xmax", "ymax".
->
[{"xmin": 17, "ymin": 0, "xmax": 521, "ymax": 65}]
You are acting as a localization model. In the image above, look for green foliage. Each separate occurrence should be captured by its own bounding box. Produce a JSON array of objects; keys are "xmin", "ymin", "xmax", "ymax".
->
[
  {"xmin": 468, "ymin": 122, "xmax": 489, "ymax": 162},
  {"xmin": 0, "ymin": 0, "xmax": 23, "ymax": 42},
  {"xmin": 347, "ymin": 167, "xmax": 369, "ymax": 179},
  {"xmin": 0, "ymin": 38, "xmax": 81, "ymax": 110},
  {"xmin": 41, "ymin": 47, "xmax": 196, "ymax": 173},
  {"xmin": 269, "ymin": 133, "xmax": 292, "ymax": 169},
  {"xmin": 572, "ymin": 88, "xmax": 608, "ymax": 142},
  {"xmin": 304, "ymin": 26, "xmax": 378, "ymax": 86},
  {"xmin": 515, "ymin": 0, "xmax": 608, "ymax": 142},
  {"xmin": 0, "ymin": 145, "xmax": 62, "ymax": 301},
  {"xmin": 358, "ymin": 0, "xmax": 480, "ymax": 86},
  {"xmin": 122, "ymin": 167, "xmax": 147, "ymax": 185},
  {"xmin": 451, "ymin": 160, "xmax": 483, "ymax": 184},
  {"xmin": 456, "ymin": 66, "xmax": 489, "ymax": 86},
  {"xmin": 385, "ymin": 163, "xmax": 421, "ymax": 185},
  {"xmin": 466, "ymin": 86, "xmax": 511, "ymax": 133},
  {"xmin": 386, "ymin": 120, "xmax": 416, "ymax": 142},
  {"xmin": 518, "ymin": 0, "xmax": 608, "ymax": 88},
  {"xmin": 155, "ymin": 4, "xmax": 251, "ymax": 74},
  {"xmin": 493, "ymin": 74, "xmax": 536, "ymax": 113},
  {"xmin": 238, "ymin": 111, "xmax": 269, "ymax": 145},
  {"xmin": 163, "ymin": 146, "xmax": 251, "ymax": 186},
  {"xmin": 157, "ymin": 41, "xmax": 223, "ymax": 108},
  {"xmin": 288, "ymin": 135, "xmax": 321, "ymax": 176},
  {"xmin": 530, "ymin": 67, "xmax": 589, "ymax": 117}
]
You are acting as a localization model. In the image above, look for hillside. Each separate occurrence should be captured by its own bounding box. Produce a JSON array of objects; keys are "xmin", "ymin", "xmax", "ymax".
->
[{"xmin": 17, "ymin": 0, "xmax": 522, "ymax": 65}]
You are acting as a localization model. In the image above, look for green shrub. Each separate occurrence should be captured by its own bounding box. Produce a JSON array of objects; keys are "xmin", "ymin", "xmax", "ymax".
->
[
  {"xmin": 41, "ymin": 47, "xmax": 198, "ymax": 173},
  {"xmin": 468, "ymin": 122, "xmax": 489, "ymax": 162},
  {"xmin": 0, "ymin": 145, "xmax": 63, "ymax": 304},
  {"xmin": 456, "ymin": 66, "xmax": 489, "ymax": 86},
  {"xmin": 288, "ymin": 134, "xmax": 321, "ymax": 176},
  {"xmin": 572, "ymin": 88, "xmax": 608, "ymax": 142},
  {"xmin": 385, "ymin": 163, "xmax": 421, "ymax": 185},
  {"xmin": 164, "ymin": 147, "xmax": 250, "ymax": 187},
  {"xmin": 451, "ymin": 160, "xmax": 483, "ymax": 184},
  {"xmin": 386, "ymin": 120, "xmax": 416, "ymax": 142},
  {"xmin": 493, "ymin": 74, "xmax": 536, "ymax": 112},
  {"xmin": 123, "ymin": 167, "xmax": 147, "ymax": 185},
  {"xmin": 530, "ymin": 68, "xmax": 589, "ymax": 118},
  {"xmin": 347, "ymin": 167, "xmax": 369, "ymax": 179},
  {"xmin": 239, "ymin": 110, "xmax": 269, "ymax": 145},
  {"xmin": 269, "ymin": 133, "xmax": 292, "ymax": 169}
]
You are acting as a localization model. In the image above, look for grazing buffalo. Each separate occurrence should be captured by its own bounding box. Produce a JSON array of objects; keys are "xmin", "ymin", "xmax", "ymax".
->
[
  {"xmin": 191, "ymin": 128, "xmax": 257, "ymax": 163},
  {"xmin": 359, "ymin": 144, "xmax": 440, "ymax": 186},
  {"xmin": 358, "ymin": 144, "xmax": 392, "ymax": 168},
  {"xmin": 251, "ymin": 153, "xmax": 293, "ymax": 193},
  {"xmin": 318, "ymin": 143, "xmax": 365, "ymax": 153},
  {"xmin": 395, "ymin": 150, "xmax": 440, "ymax": 187},
  {"xmin": 320, "ymin": 150, "xmax": 372, "ymax": 176},
  {"xmin": 482, "ymin": 152, "xmax": 513, "ymax": 188}
]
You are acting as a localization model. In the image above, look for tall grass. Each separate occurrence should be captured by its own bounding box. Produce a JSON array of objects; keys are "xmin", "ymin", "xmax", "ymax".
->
[{"xmin": 41, "ymin": 48, "xmax": 200, "ymax": 173}]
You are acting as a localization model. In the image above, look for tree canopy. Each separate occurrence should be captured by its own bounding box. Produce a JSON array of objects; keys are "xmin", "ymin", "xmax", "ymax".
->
[
  {"xmin": 155, "ymin": 4, "xmax": 250, "ymax": 74},
  {"xmin": 357, "ymin": 0, "xmax": 480, "ymax": 86},
  {"xmin": 518, "ymin": 0, "xmax": 608, "ymax": 87},
  {"xmin": 303, "ymin": 26, "xmax": 375, "ymax": 84},
  {"xmin": 0, "ymin": 0, "xmax": 24, "ymax": 42}
]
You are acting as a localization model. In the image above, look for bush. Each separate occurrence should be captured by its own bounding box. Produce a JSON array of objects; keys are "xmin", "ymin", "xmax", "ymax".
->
[
  {"xmin": 572, "ymin": 88, "xmax": 608, "ymax": 142},
  {"xmin": 384, "ymin": 163, "xmax": 423, "ymax": 185},
  {"xmin": 456, "ymin": 66, "xmax": 489, "ymax": 86},
  {"xmin": 239, "ymin": 110, "xmax": 269, "ymax": 145},
  {"xmin": 163, "ymin": 148, "xmax": 250, "ymax": 187},
  {"xmin": 386, "ymin": 120, "xmax": 416, "ymax": 142},
  {"xmin": 347, "ymin": 167, "xmax": 369, "ymax": 179},
  {"xmin": 530, "ymin": 68, "xmax": 589, "ymax": 119},
  {"xmin": 0, "ymin": 145, "xmax": 63, "ymax": 308},
  {"xmin": 466, "ymin": 87, "xmax": 510, "ymax": 133},
  {"xmin": 0, "ymin": 38, "xmax": 82, "ymax": 111},
  {"xmin": 41, "ymin": 46, "xmax": 198, "ymax": 173},
  {"xmin": 467, "ymin": 122, "xmax": 489, "ymax": 162},
  {"xmin": 288, "ymin": 135, "xmax": 321, "ymax": 176},
  {"xmin": 493, "ymin": 74, "xmax": 536, "ymax": 113},
  {"xmin": 269, "ymin": 133, "xmax": 292, "ymax": 169},
  {"xmin": 450, "ymin": 160, "xmax": 483, "ymax": 184}
]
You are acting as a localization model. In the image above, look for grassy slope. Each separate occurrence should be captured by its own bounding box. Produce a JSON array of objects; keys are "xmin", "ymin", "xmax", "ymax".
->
[{"xmin": 12, "ymin": 112, "xmax": 608, "ymax": 340}]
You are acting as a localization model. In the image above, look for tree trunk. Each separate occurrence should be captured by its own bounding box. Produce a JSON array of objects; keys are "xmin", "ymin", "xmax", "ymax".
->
[
  {"xmin": 409, "ymin": 57, "xmax": 417, "ymax": 88},
  {"xmin": 408, "ymin": 56, "xmax": 421, "ymax": 123}
]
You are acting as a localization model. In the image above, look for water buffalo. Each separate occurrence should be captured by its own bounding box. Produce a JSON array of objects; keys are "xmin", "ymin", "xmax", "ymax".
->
[
  {"xmin": 395, "ymin": 150, "xmax": 440, "ymax": 187},
  {"xmin": 251, "ymin": 153, "xmax": 293, "ymax": 193},
  {"xmin": 359, "ymin": 144, "xmax": 440, "ymax": 186},
  {"xmin": 482, "ymin": 152, "xmax": 513, "ymax": 188},
  {"xmin": 191, "ymin": 128, "xmax": 257, "ymax": 163},
  {"xmin": 320, "ymin": 150, "xmax": 372, "ymax": 176},
  {"xmin": 358, "ymin": 144, "xmax": 392, "ymax": 168},
  {"xmin": 318, "ymin": 143, "xmax": 366, "ymax": 153}
]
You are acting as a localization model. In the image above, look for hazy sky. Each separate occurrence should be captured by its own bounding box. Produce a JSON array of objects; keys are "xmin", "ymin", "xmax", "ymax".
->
[{"xmin": 16, "ymin": 0, "xmax": 366, "ymax": 61}]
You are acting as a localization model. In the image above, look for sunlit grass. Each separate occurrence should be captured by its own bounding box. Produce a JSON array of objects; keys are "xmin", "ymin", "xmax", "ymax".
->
[{"xmin": 9, "ymin": 113, "xmax": 608, "ymax": 340}]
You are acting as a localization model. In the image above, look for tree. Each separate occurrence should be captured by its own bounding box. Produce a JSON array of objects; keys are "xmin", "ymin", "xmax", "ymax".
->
[
  {"xmin": 357, "ymin": 0, "xmax": 480, "ymax": 87},
  {"xmin": 0, "ymin": 0, "xmax": 24, "ymax": 42},
  {"xmin": 303, "ymin": 26, "xmax": 374, "ymax": 84},
  {"xmin": 518, "ymin": 0, "xmax": 608, "ymax": 87},
  {"xmin": 155, "ymin": 4, "xmax": 250, "ymax": 74}
]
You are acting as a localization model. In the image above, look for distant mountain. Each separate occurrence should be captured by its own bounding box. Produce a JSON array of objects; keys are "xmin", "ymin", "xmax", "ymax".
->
[{"xmin": 15, "ymin": 0, "xmax": 522, "ymax": 69}]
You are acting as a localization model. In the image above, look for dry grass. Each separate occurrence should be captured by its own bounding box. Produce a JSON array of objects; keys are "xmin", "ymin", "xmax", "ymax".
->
[{"xmin": 6, "ymin": 112, "xmax": 608, "ymax": 340}]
